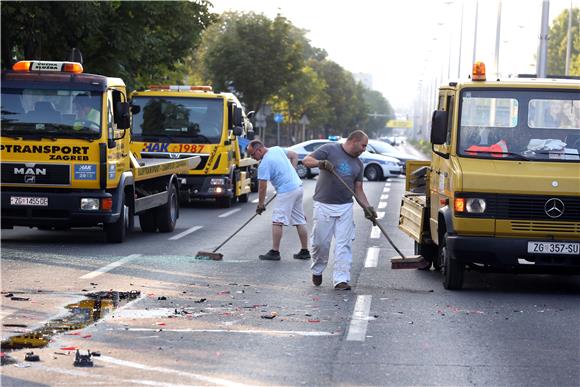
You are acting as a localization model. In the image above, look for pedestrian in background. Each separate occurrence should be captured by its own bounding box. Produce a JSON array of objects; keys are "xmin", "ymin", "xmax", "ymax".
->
[
  {"xmin": 246, "ymin": 140, "xmax": 310, "ymax": 261},
  {"xmin": 302, "ymin": 130, "xmax": 377, "ymax": 290}
]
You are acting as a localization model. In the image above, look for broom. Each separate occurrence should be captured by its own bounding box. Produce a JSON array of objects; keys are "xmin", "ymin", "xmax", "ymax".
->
[
  {"xmin": 329, "ymin": 169, "xmax": 429, "ymax": 270},
  {"xmin": 194, "ymin": 194, "xmax": 277, "ymax": 260}
]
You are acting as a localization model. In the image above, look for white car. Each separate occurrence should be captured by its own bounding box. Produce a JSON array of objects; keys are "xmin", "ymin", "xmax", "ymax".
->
[
  {"xmin": 366, "ymin": 139, "xmax": 419, "ymax": 174},
  {"xmin": 288, "ymin": 138, "xmax": 402, "ymax": 181}
]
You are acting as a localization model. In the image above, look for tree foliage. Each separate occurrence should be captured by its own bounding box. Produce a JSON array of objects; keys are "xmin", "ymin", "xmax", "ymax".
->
[
  {"xmin": 200, "ymin": 12, "xmax": 304, "ymax": 113},
  {"xmin": 1, "ymin": 1, "xmax": 215, "ymax": 90},
  {"xmin": 362, "ymin": 88, "xmax": 394, "ymax": 138},
  {"xmin": 547, "ymin": 7, "xmax": 580, "ymax": 76}
]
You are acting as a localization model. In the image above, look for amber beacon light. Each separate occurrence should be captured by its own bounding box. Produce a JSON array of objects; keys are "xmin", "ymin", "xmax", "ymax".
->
[{"xmin": 472, "ymin": 61, "xmax": 486, "ymax": 81}]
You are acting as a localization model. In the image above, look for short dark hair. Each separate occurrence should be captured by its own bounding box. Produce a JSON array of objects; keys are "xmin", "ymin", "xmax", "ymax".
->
[
  {"xmin": 347, "ymin": 130, "xmax": 368, "ymax": 142},
  {"xmin": 247, "ymin": 139, "xmax": 264, "ymax": 151}
]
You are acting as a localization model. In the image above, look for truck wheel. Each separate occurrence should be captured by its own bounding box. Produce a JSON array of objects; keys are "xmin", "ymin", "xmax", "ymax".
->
[
  {"xmin": 139, "ymin": 210, "xmax": 157, "ymax": 232},
  {"xmin": 296, "ymin": 163, "xmax": 308, "ymax": 179},
  {"xmin": 440, "ymin": 234, "xmax": 464, "ymax": 290},
  {"xmin": 238, "ymin": 193, "xmax": 249, "ymax": 203},
  {"xmin": 157, "ymin": 183, "xmax": 179, "ymax": 232},
  {"xmin": 217, "ymin": 196, "xmax": 233, "ymax": 208},
  {"xmin": 364, "ymin": 164, "xmax": 383, "ymax": 181},
  {"xmin": 105, "ymin": 194, "xmax": 129, "ymax": 243},
  {"xmin": 414, "ymin": 241, "xmax": 434, "ymax": 270}
]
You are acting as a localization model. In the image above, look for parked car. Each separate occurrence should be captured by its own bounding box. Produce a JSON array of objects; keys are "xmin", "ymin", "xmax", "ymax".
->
[
  {"xmin": 288, "ymin": 138, "xmax": 402, "ymax": 181},
  {"xmin": 366, "ymin": 139, "xmax": 419, "ymax": 173}
]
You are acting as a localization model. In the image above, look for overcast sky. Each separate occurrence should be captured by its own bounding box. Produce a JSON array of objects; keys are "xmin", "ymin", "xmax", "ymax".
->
[{"xmin": 210, "ymin": 0, "xmax": 578, "ymax": 113}]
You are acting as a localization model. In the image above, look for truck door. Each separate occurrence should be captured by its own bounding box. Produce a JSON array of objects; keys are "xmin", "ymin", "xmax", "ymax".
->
[
  {"xmin": 430, "ymin": 91, "xmax": 455, "ymax": 244},
  {"xmin": 106, "ymin": 88, "xmax": 130, "ymax": 187}
]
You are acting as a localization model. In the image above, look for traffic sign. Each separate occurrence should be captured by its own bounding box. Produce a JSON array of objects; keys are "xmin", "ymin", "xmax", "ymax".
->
[{"xmin": 273, "ymin": 113, "xmax": 284, "ymax": 123}]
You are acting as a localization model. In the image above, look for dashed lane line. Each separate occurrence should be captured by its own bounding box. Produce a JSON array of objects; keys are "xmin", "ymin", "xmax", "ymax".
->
[
  {"xmin": 382, "ymin": 187, "xmax": 391, "ymax": 192},
  {"xmin": 365, "ymin": 247, "xmax": 380, "ymax": 268},
  {"xmin": 370, "ymin": 226, "xmax": 381, "ymax": 239},
  {"xmin": 168, "ymin": 225, "xmax": 203, "ymax": 240},
  {"xmin": 109, "ymin": 327, "xmax": 339, "ymax": 337},
  {"xmin": 377, "ymin": 211, "xmax": 385, "ymax": 220},
  {"xmin": 380, "ymin": 194, "xmax": 389, "ymax": 200},
  {"xmin": 378, "ymin": 201, "xmax": 387, "ymax": 209},
  {"xmin": 219, "ymin": 208, "xmax": 241, "ymax": 218},
  {"xmin": 80, "ymin": 254, "xmax": 141, "ymax": 279},
  {"xmin": 346, "ymin": 295, "xmax": 372, "ymax": 341}
]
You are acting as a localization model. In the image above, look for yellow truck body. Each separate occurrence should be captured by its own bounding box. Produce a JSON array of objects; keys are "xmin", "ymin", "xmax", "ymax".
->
[
  {"xmin": 129, "ymin": 86, "xmax": 257, "ymax": 208},
  {"xmin": 399, "ymin": 70, "xmax": 580, "ymax": 289},
  {"xmin": 1, "ymin": 61, "xmax": 199, "ymax": 242}
]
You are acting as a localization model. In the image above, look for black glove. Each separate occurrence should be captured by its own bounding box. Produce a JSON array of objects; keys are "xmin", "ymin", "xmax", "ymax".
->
[
  {"xmin": 364, "ymin": 206, "xmax": 378, "ymax": 223},
  {"xmin": 256, "ymin": 204, "xmax": 266, "ymax": 215},
  {"xmin": 318, "ymin": 160, "xmax": 334, "ymax": 172}
]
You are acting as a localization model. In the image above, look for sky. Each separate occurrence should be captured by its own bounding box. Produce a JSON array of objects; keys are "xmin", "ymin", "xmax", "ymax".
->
[{"xmin": 210, "ymin": 0, "xmax": 578, "ymax": 115}]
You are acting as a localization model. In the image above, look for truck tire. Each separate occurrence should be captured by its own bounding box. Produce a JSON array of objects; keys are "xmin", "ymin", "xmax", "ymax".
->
[
  {"xmin": 238, "ymin": 193, "xmax": 249, "ymax": 203},
  {"xmin": 105, "ymin": 194, "xmax": 129, "ymax": 243},
  {"xmin": 440, "ymin": 234, "xmax": 464, "ymax": 290},
  {"xmin": 364, "ymin": 164, "xmax": 383, "ymax": 181},
  {"xmin": 156, "ymin": 183, "xmax": 179, "ymax": 232},
  {"xmin": 139, "ymin": 210, "xmax": 157, "ymax": 232},
  {"xmin": 217, "ymin": 196, "xmax": 233, "ymax": 208}
]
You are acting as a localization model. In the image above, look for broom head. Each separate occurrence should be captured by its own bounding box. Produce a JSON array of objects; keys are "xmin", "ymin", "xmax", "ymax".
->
[
  {"xmin": 391, "ymin": 255, "xmax": 430, "ymax": 270},
  {"xmin": 195, "ymin": 251, "xmax": 223, "ymax": 261}
]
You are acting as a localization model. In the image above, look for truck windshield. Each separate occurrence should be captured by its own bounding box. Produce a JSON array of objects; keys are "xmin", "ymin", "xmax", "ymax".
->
[
  {"xmin": 457, "ymin": 89, "xmax": 580, "ymax": 162},
  {"xmin": 131, "ymin": 97, "xmax": 224, "ymax": 144},
  {"xmin": 1, "ymin": 88, "xmax": 101, "ymax": 140}
]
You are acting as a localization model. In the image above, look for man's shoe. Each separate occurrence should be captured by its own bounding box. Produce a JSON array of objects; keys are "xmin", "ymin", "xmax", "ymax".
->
[
  {"xmin": 312, "ymin": 274, "xmax": 322, "ymax": 286},
  {"xmin": 334, "ymin": 282, "xmax": 351, "ymax": 291},
  {"xmin": 293, "ymin": 249, "xmax": 311, "ymax": 260},
  {"xmin": 259, "ymin": 249, "xmax": 281, "ymax": 261}
]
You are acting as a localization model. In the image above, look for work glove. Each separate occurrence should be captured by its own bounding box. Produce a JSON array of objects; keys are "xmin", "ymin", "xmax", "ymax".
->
[
  {"xmin": 318, "ymin": 160, "xmax": 334, "ymax": 172},
  {"xmin": 256, "ymin": 204, "xmax": 266, "ymax": 215},
  {"xmin": 364, "ymin": 206, "xmax": 378, "ymax": 224}
]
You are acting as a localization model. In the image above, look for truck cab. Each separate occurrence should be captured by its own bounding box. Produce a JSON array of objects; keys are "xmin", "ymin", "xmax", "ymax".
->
[
  {"xmin": 399, "ymin": 62, "xmax": 580, "ymax": 289},
  {"xmin": 129, "ymin": 86, "xmax": 257, "ymax": 207}
]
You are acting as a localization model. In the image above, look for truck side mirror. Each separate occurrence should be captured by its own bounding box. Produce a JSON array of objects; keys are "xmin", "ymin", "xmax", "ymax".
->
[
  {"xmin": 246, "ymin": 130, "xmax": 255, "ymax": 140},
  {"xmin": 233, "ymin": 106, "xmax": 243, "ymax": 128},
  {"xmin": 431, "ymin": 110, "xmax": 448, "ymax": 145},
  {"xmin": 116, "ymin": 102, "xmax": 131, "ymax": 130}
]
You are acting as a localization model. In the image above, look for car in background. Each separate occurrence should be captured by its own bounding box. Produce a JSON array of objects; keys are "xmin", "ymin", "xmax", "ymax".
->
[
  {"xmin": 366, "ymin": 139, "xmax": 419, "ymax": 173},
  {"xmin": 288, "ymin": 138, "xmax": 402, "ymax": 181}
]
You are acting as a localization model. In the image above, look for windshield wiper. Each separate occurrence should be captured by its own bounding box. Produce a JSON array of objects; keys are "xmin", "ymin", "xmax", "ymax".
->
[{"xmin": 463, "ymin": 149, "xmax": 530, "ymax": 161}]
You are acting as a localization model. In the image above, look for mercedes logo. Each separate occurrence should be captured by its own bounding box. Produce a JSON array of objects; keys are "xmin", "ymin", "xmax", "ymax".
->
[{"xmin": 544, "ymin": 198, "xmax": 565, "ymax": 218}]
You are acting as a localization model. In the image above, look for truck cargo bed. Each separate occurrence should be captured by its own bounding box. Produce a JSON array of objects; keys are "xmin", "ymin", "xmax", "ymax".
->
[
  {"xmin": 399, "ymin": 193, "xmax": 427, "ymax": 243},
  {"xmin": 130, "ymin": 154, "xmax": 200, "ymax": 182}
]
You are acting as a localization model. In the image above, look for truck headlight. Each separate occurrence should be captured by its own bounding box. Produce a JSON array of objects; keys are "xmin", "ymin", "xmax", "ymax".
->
[
  {"xmin": 80, "ymin": 198, "xmax": 100, "ymax": 211},
  {"xmin": 466, "ymin": 198, "xmax": 486, "ymax": 213}
]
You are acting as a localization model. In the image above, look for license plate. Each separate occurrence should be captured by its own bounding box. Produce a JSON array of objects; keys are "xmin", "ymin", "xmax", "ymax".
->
[
  {"xmin": 10, "ymin": 196, "xmax": 48, "ymax": 206},
  {"xmin": 527, "ymin": 241, "xmax": 580, "ymax": 255}
]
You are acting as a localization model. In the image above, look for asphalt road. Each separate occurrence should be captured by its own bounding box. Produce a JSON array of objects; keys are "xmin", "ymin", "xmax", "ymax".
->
[{"xmin": 1, "ymin": 170, "xmax": 579, "ymax": 386}]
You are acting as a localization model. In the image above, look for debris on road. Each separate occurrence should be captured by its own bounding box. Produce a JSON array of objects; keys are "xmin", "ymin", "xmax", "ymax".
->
[
  {"xmin": 73, "ymin": 349, "xmax": 93, "ymax": 367},
  {"xmin": 24, "ymin": 352, "xmax": 40, "ymax": 362}
]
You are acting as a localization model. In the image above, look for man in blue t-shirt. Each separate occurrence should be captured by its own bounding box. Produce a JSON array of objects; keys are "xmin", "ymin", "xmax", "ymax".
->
[{"xmin": 247, "ymin": 140, "xmax": 310, "ymax": 261}]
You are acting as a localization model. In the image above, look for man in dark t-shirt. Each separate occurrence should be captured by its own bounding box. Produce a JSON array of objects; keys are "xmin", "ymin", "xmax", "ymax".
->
[{"xmin": 303, "ymin": 130, "xmax": 377, "ymax": 290}]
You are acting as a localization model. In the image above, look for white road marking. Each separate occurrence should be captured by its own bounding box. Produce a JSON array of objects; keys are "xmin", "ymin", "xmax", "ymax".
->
[
  {"xmin": 365, "ymin": 247, "xmax": 380, "ymax": 268},
  {"xmin": 97, "ymin": 355, "xmax": 250, "ymax": 387},
  {"xmin": 168, "ymin": 225, "xmax": 203, "ymax": 240},
  {"xmin": 385, "ymin": 182, "xmax": 391, "ymax": 186},
  {"xmin": 382, "ymin": 187, "xmax": 391, "ymax": 192},
  {"xmin": 80, "ymin": 254, "xmax": 141, "ymax": 279},
  {"xmin": 370, "ymin": 226, "xmax": 381, "ymax": 239},
  {"xmin": 219, "ymin": 208, "xmax": 241, "ymax": 218},
  {"xmin": 111, "ymin": 327, "xmax": 338, "ymax": 337},
  {"xmin": 377, "ymin": 211, "xmax": 385, "ymax": 219},
  {"xmin": 252, "ymin": 198, "xmax": 259, "ymax": 203},
  {"xmin": 378, "ymin": 201, "xmax": 387, "ymax": 209},
  {"xmin": 380, "ymin": 194, "xmax": 389, "ymax": 200},
  {"xmin": 346, "ymin": 295, "xmax": 372, "ymax": 341}
]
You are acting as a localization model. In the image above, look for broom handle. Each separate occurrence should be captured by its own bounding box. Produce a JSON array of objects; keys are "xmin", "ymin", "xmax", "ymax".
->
[
  {"xmin": 329, "ymin": 169, "xmax": 408, "ymax": 259},
  {"xmin": 212, "ymin": 193, "xmax": 277, "ymax": 253}
]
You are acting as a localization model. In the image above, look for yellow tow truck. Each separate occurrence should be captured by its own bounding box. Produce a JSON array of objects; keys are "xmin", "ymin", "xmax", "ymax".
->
[
  {"xmin": 129, "ymin": 85, "xmax": 257, "ymax": 208},
  {"xmin": 399, "ymin": 62, "xmax": 580, "ymax": 289},
  {"xmin": 1, "ymin": 60, "xmax": 199, "ymax": 242}
]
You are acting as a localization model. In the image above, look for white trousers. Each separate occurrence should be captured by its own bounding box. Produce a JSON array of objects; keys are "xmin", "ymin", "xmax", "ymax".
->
[
  {"xmin": 272, "ymin": 186, "xmax": 307, "ymax": 226},
  {"xmin": 310, "ymin": 201, "xmax": 355, "ymax": 285}
]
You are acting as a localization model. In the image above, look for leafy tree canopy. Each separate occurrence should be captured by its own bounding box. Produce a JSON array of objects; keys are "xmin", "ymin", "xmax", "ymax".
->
[
  {"xmin": 1, "ymin": 1, "xmax": 216, "ymax": 90},
  {"xmin": 547, "ymin": 7, "xmax": 580, "ymax": 76}
]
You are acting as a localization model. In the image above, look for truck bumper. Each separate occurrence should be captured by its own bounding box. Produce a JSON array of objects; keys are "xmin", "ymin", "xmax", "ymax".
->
[
  {"xmin": 2, "ymin": 190, "xmax": 120, "ymax": 228},
  {"xmin": 447, "ymin": 235, "xmax": 580, "ymax": 272},
  {"xmin": 178, "ymin": 174, "xmax": 233, "ymax": 200}
]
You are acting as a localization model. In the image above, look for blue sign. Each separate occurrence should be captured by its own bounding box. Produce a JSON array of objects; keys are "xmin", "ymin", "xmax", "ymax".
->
[
  {"xmin": 74, "ymin": 164, "xmax": 97, "ymax": 180},
  {"xmin": 273, "ymin": 113, "xmax": 284, "ymax": 123}
]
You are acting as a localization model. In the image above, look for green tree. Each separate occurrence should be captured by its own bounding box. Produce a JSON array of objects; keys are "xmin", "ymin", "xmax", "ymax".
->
[
  {"xmin": 199, "ymin": 12, "xmax": 305, "ymax": 113},
  {"xmin": 362, "ymin": 88, "xmax": 394, "ymax": 138},
  {"xmin": 1, "ymin": 1, "xmax": 215, "ymax": 90},
  {"xmin": 547, "ymin": 7, "xmax": 580, "ymax": 76}
]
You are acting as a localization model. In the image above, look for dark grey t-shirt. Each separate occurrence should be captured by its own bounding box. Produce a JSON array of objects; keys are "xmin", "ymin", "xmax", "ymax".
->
[{"xmin": 311, "ymin": 142, "xmax": 364, "ymax": 204}]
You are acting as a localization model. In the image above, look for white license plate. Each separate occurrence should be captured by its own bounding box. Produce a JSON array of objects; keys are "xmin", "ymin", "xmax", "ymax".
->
[
  {"xmin": 527, "ymin": 241, "xmax": 580, "ymax": 255},
  {"xmin": 10, "ymin": 196, "xmax": 48, "ymax": 206}
]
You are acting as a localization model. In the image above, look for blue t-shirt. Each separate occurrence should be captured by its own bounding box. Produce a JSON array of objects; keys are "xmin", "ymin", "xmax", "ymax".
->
[{"xmin": 258, "ymin": 146, "xmax": 302, "ymax": 193}]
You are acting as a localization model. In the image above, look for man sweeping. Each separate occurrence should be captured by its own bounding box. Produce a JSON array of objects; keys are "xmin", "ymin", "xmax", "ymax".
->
[{"xmin": 246, "ymin": 140, "xmax": 310, "ymax": 261}]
